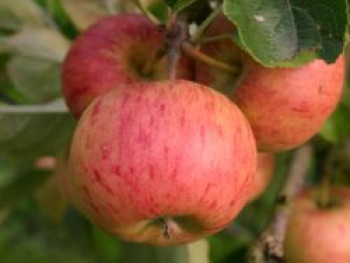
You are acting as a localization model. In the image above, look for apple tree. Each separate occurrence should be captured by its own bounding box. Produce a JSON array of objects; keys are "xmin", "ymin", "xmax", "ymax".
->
[{"xmin": 0, "ymin": 0, "xmax": 349, "ymax": 262}]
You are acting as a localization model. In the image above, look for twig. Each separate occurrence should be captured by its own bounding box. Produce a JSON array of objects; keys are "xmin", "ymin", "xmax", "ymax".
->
[
  {"xmin": 197, "ymin": 33, "xmax": 235, "ymax": 44},
  {"xmin": 247, "ymin": 144, "xmax": 313, "ymax": 263},
  {"xmin": 181, "ymin": 42, "xmax": 240, "ymax": 74},
  {"xmin": 131, "ymin": 0, "xmax": 159, "ymax": 24},
  {"xmin": 191, "ymin": 2, "xmax": 223, "ymax": 43}
]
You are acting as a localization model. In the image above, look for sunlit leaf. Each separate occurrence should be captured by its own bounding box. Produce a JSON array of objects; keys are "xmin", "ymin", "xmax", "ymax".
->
[
  {"xmin": 2, "ymin": 29, "xmax": 70, "ymax": 62},
  {"xmin": 61, "ymin": 0, "xmax": 111, "ymax": 30},
  {"xmin": 7, "ymin": 56, "xmax": 62, "ymax": 103},
  {"xmin": 0, "ymin": 0, "xmax": 53, "ymax": 30}
]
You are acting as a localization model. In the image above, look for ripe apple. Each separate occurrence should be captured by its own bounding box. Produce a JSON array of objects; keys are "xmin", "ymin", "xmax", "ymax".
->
[
  {"xmin": 195, "ymin": 16, "xmax": 345, "ymax": 151},
  {"xmin": 248, "ymin": 153, "xmax": 274, "ymax": 201},
  {"xmin": 68, "ymin": 79, "xmax": 257, "ymax": 245},
  {"xmin": 62, "ymin": 14, "xmax": 193, "ymax": 117},
  {"xmin": 284, "ymin": 186, "xmax": 350, "ymax": 263}
]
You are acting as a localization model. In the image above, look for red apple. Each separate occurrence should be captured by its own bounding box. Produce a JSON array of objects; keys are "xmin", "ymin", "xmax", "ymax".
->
[
  {"xmin": 62, "ymin": 14, "xmax": 193, "ymax": 117},
  {"xmin": 284, "ymin": 186, "xmax": 350, "ymax": 263},
  {"xmin": 68, "ymin": 79, "xmax": 257, "ymax": 245},
  {"xmin": 248, "ymin": 153, "xmax": 274, "ymax": 201},
  {"xmin": 196, "ymin": 16, "xmax": 345, "ymax": 151}
]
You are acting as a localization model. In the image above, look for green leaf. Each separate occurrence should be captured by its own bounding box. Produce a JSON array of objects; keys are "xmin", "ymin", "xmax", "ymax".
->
[
  {"xmin": 7, "ymin": 56, "xmax": 62, "ymax": 103},
  {"xmin": 2, "ymin": 29, "xmax": 70, "ymax": 62},
  {"xmin": 0, "ymin": 113, "xmax": 75, "ymax": 161},
  {"xmin": 1, "ymin": 29, "xmax": 70, "ymax": 103},
  {"xmin": 165, "ymin": 0, "xmax": 177, "ymax": 7},
  {"xmin": 223, "ymin": 0, "xmax": 348, "ymax": 67},
  {"xmin": 61, "ymin": 0, "xmax": 111, "ymax": 31},
  {"xmin": 121, "ymin": 239, "xmax": 209, "ymax": 263},
  {"xmin": 209, "ymin": 233, "xmax": 249, "ymax": 263},
  {"xmin": 298, "ymin": 0, "xmax": 348, "ymax": 63},
  {"xmin": 0, "ymin": 170, "xmax": 49, "ymax": 209},
  {"xmin": 319, "ymin": 104, "xmax": 350, "ymax": 143},
  {"xmin": 92, "ymin": 227, "xmax": 122, "ymax": 262},
  {"xmin": 146, "ymin": 0, "xmax": 169, "ymax": 23},
  {"xmin": 0, "ymin": 0, "xmax": 52, "ymax": 30},
  {"xmin": 224, "ymin": 0, "xmax": 298, "ymax": 66}
]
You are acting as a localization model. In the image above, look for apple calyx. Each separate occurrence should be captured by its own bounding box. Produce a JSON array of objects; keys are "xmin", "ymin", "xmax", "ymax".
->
[{"xmin": 153, "ymin": 217, "xmax": 171, "ymax": 240}]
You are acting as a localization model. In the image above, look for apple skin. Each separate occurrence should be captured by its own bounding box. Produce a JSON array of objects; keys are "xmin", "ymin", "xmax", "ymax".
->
[
  {"xmin": 284, "ymin": 187, "xmax": 350, "ymax": 263},
  {"xmin": 62, "ymin": 14, "xmax": 193, "ymax": 117},
  {"xmin": 196, "ymin": 16, "xmax": 345, "ymax": 151},
  {"xmin": 68, "ymin": 80, "xmax": 257, "ymax": 246},
  {"xmin": 248, "ymin": 153, "xmax": 274, "ymax": 201}
]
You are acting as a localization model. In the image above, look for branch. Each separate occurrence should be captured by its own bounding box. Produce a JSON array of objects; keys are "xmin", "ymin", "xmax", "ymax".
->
[
  {"xmin": 181, "ymin": 42, "xmax": 240, "ymax": 74},
  {"xmin": 247, "ymin": 144, "xmax": 313, "ymax": 263},
  {"xmin": 131, "ymin": 0, "xmax": 159, "ymax": 24},
  {"xmin": 190, "ymin": 2, "xmax": 223, "ymax": 43}
]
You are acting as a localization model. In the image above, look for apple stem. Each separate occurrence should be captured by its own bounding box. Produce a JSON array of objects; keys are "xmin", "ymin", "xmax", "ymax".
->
[
  {"xmin": 158, "ymin": 217, "xmax": 171, "ymax": 240},
  {"xmin": 191, "ymin": 2, "xmax": 223, "ymax": 43},
  {"xmin": 181, "ymin": 42, "xmax": 240, "ymax": 74},
  {"xmin": 164, "ymin": 16, "xmax": 187, "ymax": 81},
  {"xmin": 197, "ymin": 33, "xmax": 236, "ymax": 44},
  {"xmin": 167, "ymin": 47, "xmax": 180, "ymax": 81}
]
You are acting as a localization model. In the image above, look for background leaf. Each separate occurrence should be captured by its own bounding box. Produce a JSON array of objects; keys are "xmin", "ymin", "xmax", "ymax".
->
[
  {"xmin": 1, "ymin": 29, "xmax": 70, "ymax": 62},
  {"xmin": 121, "ymin": 241, "xmax": 209, "ymax": 263},
  {"xmin": 319, "ymin": 103, "xmax": 350, "ymax": 143},
  {"xmin": 7, "ymin": 56, "xmax": 62, "ymax": 103},
  {"xmin": 0, "ymin": 170, "xmax": 49, "ymax": 210},
  {"xmin": 0, "ymin": 0, "xmax": 53, "ymax": 30},
  {"xmin": 61, "ymin": 0, "xmax": 112, "ymax": 31},
  {"xmin": 0, "ymin": 113, "xmax": 75, "ymax": 161},
  {"xmin": 165, "ymin": 0, "xmax": 177, "ymax": 8},
  {"xmin": 0, "ymin": 29, "xmax": 70, "ymax": 103}
]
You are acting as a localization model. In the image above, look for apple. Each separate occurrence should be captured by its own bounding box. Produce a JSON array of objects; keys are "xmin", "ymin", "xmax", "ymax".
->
[
  {"xmin": 195, "ymin": 16, "xmax": 345, "ymax": 151},
  {"xmin": 248, "ymin": 153, "xmax": 274, "ymax": 201},
  {"xmin": 62, "ymin": 14, "xmax": 193, "ymax": 117},
  {"xmin": 68, "ymin": 79, "xmax": 257, "ymax": 245},
  {"xmin": 284, "ymin": 186, "xmax": 350, "ymax": 263}
]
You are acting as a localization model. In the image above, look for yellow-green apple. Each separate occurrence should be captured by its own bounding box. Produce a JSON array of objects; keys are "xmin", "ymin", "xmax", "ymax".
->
[
  {"xmin": 195, "ymin": 16, "xmax": 345, "ymax": 151},
  {"xmin": 68, "ymin": 80, "xmax": 257, "ymax": 245},
  {"xmin": 62, "ymin": 14, "xmax": 193, "ymax": 117},
  {"xmin": 284, "ymin": 186, "xmax": 350, "ymax": 263},
  {"xmin": 248, "ymin": 153, "xmax": 274, "ymax": 201}
]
